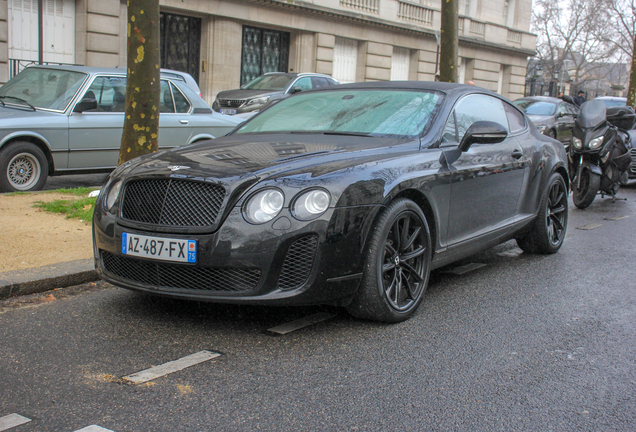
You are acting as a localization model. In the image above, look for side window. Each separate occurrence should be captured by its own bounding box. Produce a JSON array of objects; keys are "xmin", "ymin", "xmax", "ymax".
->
[
  {"xmin": 81, "ymin": 76, "xmax": 127, "ymax": 113},
  {"xmin": 503, "ymin": 101, "xmax": 526, "ymax": 133},
  {"xmin": 171, "ymin": 83, "xmax": 191, "ymax": 113},
  {"xmin": 293, "ymin": 77, "xmax": 313, "ymax": 91},
  {"xmin": 311, "ymin": 77, "xmax": 330, "ymax": 88},
  {"xmin": 454, "ymin": 94, "xmax": 509, "ymax": 142},
  {"xmin": 442, "ymin": 111, "xmax": 457, "ymax": 143},
  {"xmin": 160, "ymin": 80, "xmax": 174, "ymax": 113}
]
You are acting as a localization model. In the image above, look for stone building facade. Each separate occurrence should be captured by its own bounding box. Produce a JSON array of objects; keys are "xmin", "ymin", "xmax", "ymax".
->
[{"xmin": 0, "ymin": 0, "xmax": 536, "ymax": 103}]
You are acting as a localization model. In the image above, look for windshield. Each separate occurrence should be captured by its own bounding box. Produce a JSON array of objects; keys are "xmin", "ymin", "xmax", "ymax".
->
[
  {"xmin": 512, "ymin": 100, "xmax": 556, "ymax": 116},
  {"xmin": 577, "ymin": 100, "xmax": 607, "ymax": 128},
  {"xmin": 243, "ymin": 75, "xmax": 293, "ymax": 91},
  {"xmin": 0, "ymin": 67, "xmax": 87, "ymax": 110},
  {"xmin": 235, "ymin": 90, "xmax": 442, "ymax": 138}
]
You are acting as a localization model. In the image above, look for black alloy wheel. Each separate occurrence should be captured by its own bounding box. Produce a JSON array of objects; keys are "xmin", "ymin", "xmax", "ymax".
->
[
  {"xmin": 347, "ymin": 199, "xmax": 431, "ymax": 323},
  {"xmin": 517, "ymin": 172, "xmax": 568, "ymax": 254},
  {"xmin": 545, "ymin": 177, "xmax": 568, "ymax": 247}
]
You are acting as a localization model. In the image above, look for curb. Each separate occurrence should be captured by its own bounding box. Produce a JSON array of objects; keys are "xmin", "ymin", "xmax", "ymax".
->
[{"xmin": 0, "ymin": 259, "xmax": 99, "ymax": 300}]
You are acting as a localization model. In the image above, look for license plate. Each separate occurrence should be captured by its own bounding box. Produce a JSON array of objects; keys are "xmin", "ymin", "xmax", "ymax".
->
[
  {"xmin": 122, "ymin": 233, "xmax": 197, "ymax": 263},
  {"xmin": 220, "ymin": 108, "xmax": 237, "ymax": 115}
]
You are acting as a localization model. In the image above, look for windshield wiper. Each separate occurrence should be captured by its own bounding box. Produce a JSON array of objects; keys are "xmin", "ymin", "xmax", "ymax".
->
[
  {"xmin": 322, "ymin": 131, "xmax": 372, "ymax": 137},
  {"xmin": 0, "ymin": 96, "xmax": 35, "ymax": 110}
]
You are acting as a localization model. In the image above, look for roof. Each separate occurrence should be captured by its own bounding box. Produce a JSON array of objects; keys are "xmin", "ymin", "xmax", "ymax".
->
[{"xmin": 514, "ymin": 96, "xmax": 563, "ymax": 104}]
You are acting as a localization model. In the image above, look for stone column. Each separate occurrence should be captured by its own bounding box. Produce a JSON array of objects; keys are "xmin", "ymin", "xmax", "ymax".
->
[
  {"xmin": 315, "ymin": 33, "xmax": 335, "ymax": 76},
  {"xmin": 0, "ymin": 0, "xmax": 8, "ymax": 83},
  {"xmin": 365, "ymin": 42, "xmax": 391, "ymax": 81},
  {"xmin": 209, "ymin": 18, "xmax": 242, "ymax": 98}
]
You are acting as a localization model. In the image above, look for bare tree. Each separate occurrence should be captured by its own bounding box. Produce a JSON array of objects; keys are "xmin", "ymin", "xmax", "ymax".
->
[
  {"xmin": 119, "ymin": 0, "xmax": 161, "ymax": 165},
  {"xmin": 601, "ymin": 0, "xmax": 636, "ymax": 106},
  {"xmin": 532, "ymin": 0, "xmax": 616, "ymax": 95}
]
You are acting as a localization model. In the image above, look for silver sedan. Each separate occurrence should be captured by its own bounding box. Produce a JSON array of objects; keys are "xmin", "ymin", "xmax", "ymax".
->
[{"xmin": 0, "ymin": 65, "xmax": 243, "ymax": 192}]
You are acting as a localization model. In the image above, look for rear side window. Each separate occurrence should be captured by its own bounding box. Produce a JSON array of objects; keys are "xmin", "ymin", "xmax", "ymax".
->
[
  {"xmin": 503, "ymin": 102, "xmax": 525, "ymax": 133},
  {"xmin": 312, "ymin": 77, "xmax": 330, "ymax": 88}
]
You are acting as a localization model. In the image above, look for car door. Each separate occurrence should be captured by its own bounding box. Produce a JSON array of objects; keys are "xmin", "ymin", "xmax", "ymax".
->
[
  {"xmin": 443, "ymin": 94, "xmax": 527, "ymax": 247},
  {"xmin": 158, "ymin": 80, "xmax": 194, "ymax": 151},
  {"xmin": 67, "ymin": 75, "xmax": 127, "ymax": 169}
]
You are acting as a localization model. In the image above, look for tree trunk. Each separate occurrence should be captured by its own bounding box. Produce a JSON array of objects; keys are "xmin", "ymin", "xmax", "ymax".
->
[
  {"xmin": 627, "ymin": 33, "xmax": 636, "ymax": 108},
  {"xmin": 439, "ymin": 0, "xmax": 458, "ymax": 83},
  {"xmin": 118, "ymin": 0, "xmax": 161, "ymax": 165}
]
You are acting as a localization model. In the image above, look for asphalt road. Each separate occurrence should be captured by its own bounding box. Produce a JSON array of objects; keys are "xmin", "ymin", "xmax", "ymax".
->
[{"xmin": 1, "ymin": 183, "xmax": 636, "ymax": 431}]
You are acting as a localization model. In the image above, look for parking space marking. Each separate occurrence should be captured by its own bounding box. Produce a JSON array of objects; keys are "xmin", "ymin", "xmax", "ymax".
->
[
  {"xmin": 577, "ymin": 223, "xmax": 603, "ymax": 230},
  {"xmin": 0, "ymin": 414, "xmax": 31, "ymax": 431},
  {"xmin": 123, "ymin": 350, "xmax": 221, "ymax": 384},
  {"xmin": 604, "ymin": 215, "xmax": 629, "ymax": 221},
  {"xmin": 74, "ymin": 426, "xmax": 116, "ymax": 432},
  {"xmin": 443, "ymin": 262, "xmax": 486, "ymax": 275},
  {"xmin": 267, "ymin": 312, "xmax": 336, "ymax": 335}
]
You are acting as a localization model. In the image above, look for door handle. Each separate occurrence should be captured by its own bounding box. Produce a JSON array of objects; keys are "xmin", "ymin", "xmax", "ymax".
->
[
  {"xmin": 511, "ymin": 149, "xmax": 523, "ymax": 159},
  {"xmin": 179, "ymin": 120, "xmax": 189, "ymax": 125}
]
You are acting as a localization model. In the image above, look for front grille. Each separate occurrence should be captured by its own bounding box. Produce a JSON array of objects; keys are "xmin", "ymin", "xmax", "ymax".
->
[
  {"xmin": 121, "ymin": 179, "xmax": 225, "ymax": 227},
  {"xmin": 218, "ymin": 99, "xmax": 245, "ymax": 108},
  {"xmin": 630, "ymin": 148, "xmax": 636, "ymax": 174},
  {"xmin": 278, "ymin": 235, "xmax": 318, "ymax": 290},
  {"xmin": 101, "ymin": 251, "xmax": 260, "ymax": 292}
]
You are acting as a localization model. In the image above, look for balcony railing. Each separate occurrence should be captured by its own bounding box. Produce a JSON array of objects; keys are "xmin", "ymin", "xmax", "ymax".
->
[
  {"xmin": 9, "ymin": 58, "xmax": 79, "ymax": 78},
  {"xmin": 340, "ymin": 0, "xmax": 379, "ymax": 14},
  {"xmin": 469, "ymin": 20, "xmax": 486, "ymax": 37},
  {"xmin": 507, "ymin": 29, "xmax": 522, "ymax": 44},
  {"xmin": 397, "ymin": 1, "xmax": 434, "ymax": 26}
]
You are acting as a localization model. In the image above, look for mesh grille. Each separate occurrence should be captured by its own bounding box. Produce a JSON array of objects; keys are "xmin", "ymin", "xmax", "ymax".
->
[
  {"xmin": 278, "ymin": 235, "xmax": 318, "ymax": 290},
  {"xmin": 101, "ymin": 251, "xmax": 260, "ymax": 292},
  {"xmin": 121, "ymin": 179, "xmax": 225, "ymax": 227},
  {"xmin": 218, "ymin": 99, "xmax": 245, "ymax": 108},
  {"xmin": 630, "ymin": 148, "xmax": 636, "ymax": 174}
]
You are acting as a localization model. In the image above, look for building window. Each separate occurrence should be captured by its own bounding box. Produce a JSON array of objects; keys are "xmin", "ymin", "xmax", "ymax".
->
[
  {"xmin": 391, "ymin": 47, "xmax": 410, "ymax": 81},
  {"xmin": 333, "ymin": 37, "xmax": 358, "ymax": 84},
  {"xmin": 240, "ymin": 26, "xmax": 290, "ymax": 86},
  {"xmin": 160, "ymin": 13, "xmax": 201, "ymax": 84}
]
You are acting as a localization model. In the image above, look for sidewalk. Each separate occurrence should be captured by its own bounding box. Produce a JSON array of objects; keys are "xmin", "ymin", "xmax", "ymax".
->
[{"xmin": 0, "ymin": 191, "xmax": 99, "ymax": 300}]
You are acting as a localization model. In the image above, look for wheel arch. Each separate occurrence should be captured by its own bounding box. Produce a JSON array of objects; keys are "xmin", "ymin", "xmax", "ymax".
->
[
  {"xmin": 188, "ymin": 133, "xmax": 215, "ymax": 144},
  {"xmin": 0, "ymin": 133, "xmax": 55, "ymax": 174}
]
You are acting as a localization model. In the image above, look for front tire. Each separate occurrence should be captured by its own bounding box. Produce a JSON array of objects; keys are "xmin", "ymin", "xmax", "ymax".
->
[
  {"xmin": 346, "ymin": 199, "xmax": 432, "ymax": 323},
  {"xmin": 517, "ymin": 172, "xmax": 568, "ymax": 254},
  {"xmin": 572, "ymin": 169, "xmax": 600, "ymax": 209},
  {"xmin": 0, "ymin": 142, "xmax": 49, "ymax": 192}
]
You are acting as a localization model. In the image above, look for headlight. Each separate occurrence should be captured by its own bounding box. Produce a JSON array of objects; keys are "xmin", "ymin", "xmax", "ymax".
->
[
  {"xmin": 292, "ymin": 189, "xmax": 331, "ymax": 221},
  {"xmin": 588, "ymin": 136, "xmax": 604, "ymax": 149},
  {"xmin": 105, "ymin": 179, "xmax": 123, "ymax": 211},
  {"xmin": 243, "ymin": 189, "xmax": 284, "ymax": 224},
  {"xmin": 572, "ymin": 137, "xmax": 582, "ymax": 150},
  {"xmin": 535, "ymin": 125, "xmax": 548, "ymax": 133},
  {"xmin": 246, "ymin": 96, "xmax": 270, "ymax": 106}
]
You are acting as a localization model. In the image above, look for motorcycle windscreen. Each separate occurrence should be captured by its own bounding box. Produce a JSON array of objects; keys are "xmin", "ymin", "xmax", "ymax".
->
[{"xmin": 577, "ymin": 100, "xmax": 607, "ymax": 129}]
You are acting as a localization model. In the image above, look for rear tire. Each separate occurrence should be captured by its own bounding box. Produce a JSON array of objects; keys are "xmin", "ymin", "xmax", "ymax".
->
[
  {"xmin": 346, "ymin": 199, "xmax": 432, "ymax": 323},
  {"xmin": 517, "ymin": 173, "xmax": 568, "ymax": 254},
  {"xmin": 572, "ymin": 169, "xmax": 600, "ymax": 209},
  {"xmin": 0, "ymin": 142, "xmax": 49, "ymax": 192}
]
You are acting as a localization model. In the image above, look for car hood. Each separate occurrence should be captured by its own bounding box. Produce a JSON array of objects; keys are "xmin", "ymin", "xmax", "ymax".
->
[
  {"xmin": 215, "ymin": 89, "xmax": 281, "ymax": 100},
  {"xmin": 0, "ymin": 106, "xmax": 64, "ymax": 126},
  {"xmin": 527, "ymin": 115, "xmax": 553, "ymax": 125},
  {"xmin": 128, "ymin": 134, "xmax": 417, "ymax": 185}
]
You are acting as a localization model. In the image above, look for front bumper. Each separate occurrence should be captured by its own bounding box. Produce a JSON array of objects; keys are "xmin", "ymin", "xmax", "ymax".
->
[{"xmin": 93, "ymin": 204, "xmax": 381, "ymax": 306}]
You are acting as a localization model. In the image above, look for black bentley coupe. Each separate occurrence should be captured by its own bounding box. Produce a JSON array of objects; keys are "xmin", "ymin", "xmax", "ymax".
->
[{"xmin": 93, "ymin": 82, "xmax": 569, "ymax": 323}]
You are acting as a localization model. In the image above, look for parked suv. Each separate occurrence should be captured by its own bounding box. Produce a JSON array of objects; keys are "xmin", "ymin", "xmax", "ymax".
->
[{"xmin": 212, "ymin": 72, "xmax": 339, "ymax": 116}]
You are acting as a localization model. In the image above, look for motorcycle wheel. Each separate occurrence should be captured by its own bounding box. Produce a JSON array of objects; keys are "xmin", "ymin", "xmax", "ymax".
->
[{"xmin": 572, "ymin": 170, "xmax": 600, "ymax": 209}]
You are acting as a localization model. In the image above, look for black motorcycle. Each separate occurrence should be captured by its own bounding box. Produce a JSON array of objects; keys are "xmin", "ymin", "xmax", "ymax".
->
[{"xmin": 569, "ymin": 100, "xmax": 633, "ymax": 209}]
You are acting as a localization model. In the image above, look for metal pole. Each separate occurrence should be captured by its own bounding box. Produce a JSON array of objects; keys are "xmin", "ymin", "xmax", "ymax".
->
[{"xmin": 38, "ymin": 0, "xmax": 43, "ymax": 64}]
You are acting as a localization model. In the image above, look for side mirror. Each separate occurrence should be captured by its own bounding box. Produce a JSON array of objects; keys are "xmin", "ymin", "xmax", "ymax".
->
[
  {"xmin": 73, "ymin": 97, "xmax": 97, "ymax": 113},
  {"xmin": 458, "ymin": 121, "xmax": 508, "ymax": 152},
  {"xmin": 291, "ymin": 86, "xmax": 303, "ymax": 94}
]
